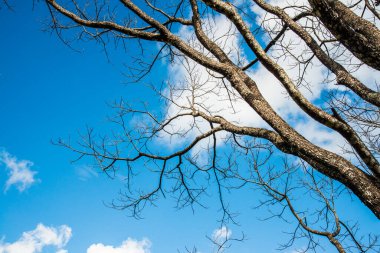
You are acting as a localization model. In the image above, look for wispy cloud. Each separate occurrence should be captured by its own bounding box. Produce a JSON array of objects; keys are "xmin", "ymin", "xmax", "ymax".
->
[
  {"xmin": 0, "ymin": 223, "xmax": 72, "ymax": 253},
  {"xmin": 86, "ymin": 238, "xmax": 151, "ymax": 253},
  {"xmin": 0, "ymin": 150, "xmax": 38, "ymax": 192},
  {"xmin": 75, "ymin": 165, "xmax": 98, "ymax": 181}
]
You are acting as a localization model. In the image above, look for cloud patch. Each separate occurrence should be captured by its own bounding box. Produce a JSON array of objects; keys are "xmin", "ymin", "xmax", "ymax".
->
[
  {"xmin": 87, "ymin": 238, "xmax": 151, "ymax": 253},
  {"xmin": 0, "ymin": 150, "xmax": 38, "ymax": 192},
  {"xmin": 212, "ymin": 226, "xmax": 232, "ymax": 243},
  {"xmin": 0, "ymin": 223, "xmax": 72, "ymax": 253}
]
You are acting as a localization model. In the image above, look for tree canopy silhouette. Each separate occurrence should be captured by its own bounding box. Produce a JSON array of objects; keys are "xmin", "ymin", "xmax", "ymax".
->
[{"xmin": 39, "ymin": 0, "xmax": 380, "ymax": 252}]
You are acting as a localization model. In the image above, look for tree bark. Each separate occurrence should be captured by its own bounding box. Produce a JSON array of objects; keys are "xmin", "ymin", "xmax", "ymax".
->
[{"xmin": 308, "ymin": 0, "xmax": 380, "ymax": 71}]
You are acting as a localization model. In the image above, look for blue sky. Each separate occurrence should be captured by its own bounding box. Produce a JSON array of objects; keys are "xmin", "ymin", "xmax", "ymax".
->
[{"xmin": 0, "ymin": 1, "xmax": 379, "ymax": 253}]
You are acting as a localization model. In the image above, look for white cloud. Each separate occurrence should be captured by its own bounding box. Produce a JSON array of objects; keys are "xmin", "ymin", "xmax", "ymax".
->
[
  {"xmin": 0, "ymin": 225, "xmax": 151, "ymax": 253},
  {"xmin": 294, "ymin": 119, "xmax": 346, "ymax": 155},
  {"xmin": 0, "ymin": 223, "xmax": 72, "ymax": 253},
  {"xmin": 56, "ymin": 250, "xmax": 68, "ymax": 253},
  {"xmin": 158, "ymin": 14, "xmax": 259, "ymax": 148},
  {"xmin": 86, "ymin": 238, "xmax": 151, "ymax": 253},
  {"xmin": 0, "ymin": 150, "xmax": 38, "ymax": 192},
  {"xmin": 212, "ymin": 226, "xmax": 232, "ymax": 243}
]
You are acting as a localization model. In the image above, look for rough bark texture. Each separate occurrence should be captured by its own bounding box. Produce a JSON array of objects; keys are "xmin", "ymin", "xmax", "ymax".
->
[{"xmin": 309, "ymin": 0, "xmax": 380, "ymax": 71}]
